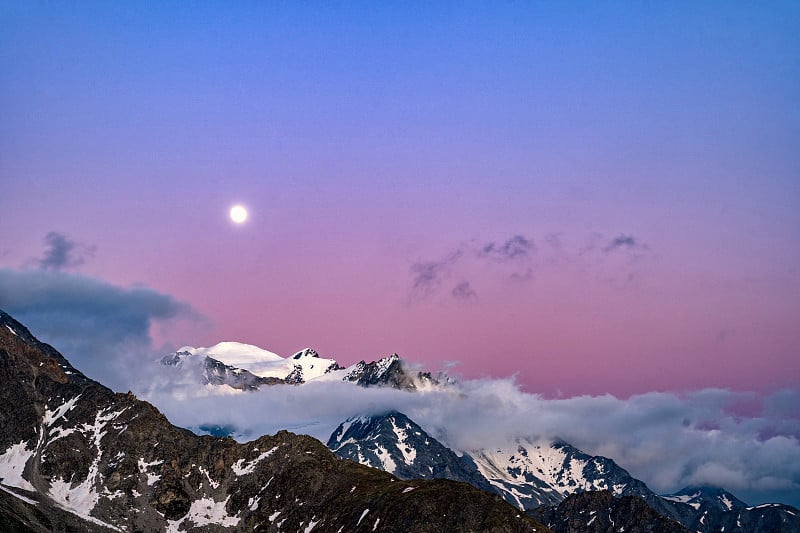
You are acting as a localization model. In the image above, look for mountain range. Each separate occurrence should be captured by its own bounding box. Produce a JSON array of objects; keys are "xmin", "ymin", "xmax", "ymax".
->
[
  {"xmin": 326, "ymin": 411, "xmax": 800, "ymax": 533},
  {"xmin": 160, "ymin": 341, "xmax": 800, "ymax": 533},
  {"xmin": 160, "ymin": 342, "xmax": 447, "ymax": 391},
  {"xmin": 2, "ymin": 310, "xmax": 798, "ymax": 532}
]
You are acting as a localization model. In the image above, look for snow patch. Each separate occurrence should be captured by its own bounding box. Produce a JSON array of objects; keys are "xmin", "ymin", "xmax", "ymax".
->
[
  {"xmin": 374, "ymin": 445, "xmax": 396, "ymax": 473},
  {"xmin": 0, "ymin": 441, "xmax": 35, "ymax": 491},
  {"xmin": 231, "ymin": 446, "xmax": 278, "ymax": 476},
  {"xmin": 169, "ymin": 496, "xmax": 240, "ymax": 529},
  {"xmin": 390, "ymin": 417, "xmax": 416, "ymax": 465},
  {"xmin": 138, "ymin": 458, "xmax": 164, "ymax": 486},
  {"xmin": 43, "ymin": 395, "xmax": 82, "ymax": 427}
]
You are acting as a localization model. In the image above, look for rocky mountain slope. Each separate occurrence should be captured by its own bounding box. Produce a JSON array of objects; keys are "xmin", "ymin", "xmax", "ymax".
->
[
  {"xmin": 0, "ymin": 309, "xmax": 549, "ymax": 532},
  {"xmin": 530, "ymin": 490, "xmax": 692, "ymax": 533},
  {"xmin": 327, "ymin": 411, "xmax": 495, "ymax": 494}
]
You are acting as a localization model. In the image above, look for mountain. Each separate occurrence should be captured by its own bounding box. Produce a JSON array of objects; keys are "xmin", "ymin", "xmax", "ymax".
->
[
  {"xmin": 166, "ymin": 342, "xmax": 341, "ymax": 385},
  {"xmin": 471, "ymin": 438, "xmax": 652, "ymax": 510},
  {"xmin": 327, "ymin": 411, "xmax": 495, "ymax": 494},
  {"xmin": 327, "ymin": 414, "xmax": 651, "ymax": 510},
  {"xmin": 659, "ymin": 486, "xmax": 800, "ymax": 533},
  {"xmin": 530, "ymin": 490, "xmax": 692, "ymax": 533},
  {"xmin": 340, "ymin": 354, "xmax": 450, "ymax": 390},
  {"xmin": 662, "ymin": 485, "xmax": 748, "ymax": 513},
  {"xmin": 161, "ymin": 343, "xmax": 451, "ymax": 391},
  {"xmin": 0, "ymin": 309, "xmax": 549, "ymax": 532},
  {"xmin": 325, "ymin": 411, "xmax": 800, "ymax": 533},
  {"xmin": 161, "ymin": 350, "xmax": 284, "ymax": 390}
]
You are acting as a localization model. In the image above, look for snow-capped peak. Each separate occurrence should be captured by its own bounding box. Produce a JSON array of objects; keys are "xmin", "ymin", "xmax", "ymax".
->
[
  {"xmin": 179, "ymin": 342, "xmax": 283, "ymax": 366},
  {"xmin": 171, "ymin": 342, "xmax": 339, "ymax": 383}
]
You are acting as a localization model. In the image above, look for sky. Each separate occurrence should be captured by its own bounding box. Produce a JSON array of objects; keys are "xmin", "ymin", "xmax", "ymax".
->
[
  {"xmin": 1, "ymin": 2, "xmax": 799, "ymax": 396},
  {"xmin": 1, "ymin": 0, "xmax": 799, "ymax": 508}
]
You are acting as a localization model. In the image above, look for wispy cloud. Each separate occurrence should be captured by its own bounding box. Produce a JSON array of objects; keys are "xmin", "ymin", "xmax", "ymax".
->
[
  {"xmin": 36, "ymin": 231, "xmax": 96, "ymax": 271},
  {"xmin": 409, "ymin": 249, "xmax": 463, "ymax": 299},
  {"xmin": 478, "ymin": 235, "xmax": 535, "ymax": 262},
  {"xmin": 603, "ymin": 234, "xmax": 647, "ymax": 254},
  {"xmin": 451, "ymin": 281, "xmax": 477, "ymax": 301},
  {"xmin": 409, "ymin": 234, "xmax": 537, "ymax": 301},
  {"xmin": 409, "ymin": 231, "xmax": 656, "ymax": 300}
]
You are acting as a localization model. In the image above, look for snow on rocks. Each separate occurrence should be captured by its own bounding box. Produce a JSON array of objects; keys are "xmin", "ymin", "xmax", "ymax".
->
[{"xmin": 231, "ymin": 445, "xmax": 279, "ymax": 476}]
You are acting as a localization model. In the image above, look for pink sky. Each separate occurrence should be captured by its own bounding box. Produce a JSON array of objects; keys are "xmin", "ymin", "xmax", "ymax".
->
[{"xmin": 1, "ymin": 1, "xmax": 798, "ymax": 398}]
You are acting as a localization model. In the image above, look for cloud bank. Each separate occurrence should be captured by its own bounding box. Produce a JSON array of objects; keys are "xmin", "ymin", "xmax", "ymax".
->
[
  {"xmin": 139, "ymin": 369, "xmax": 800, "ymax": 508},
  {"xmin": 0, "ymin": 268, "xmax": 200, "ymax": 390}
]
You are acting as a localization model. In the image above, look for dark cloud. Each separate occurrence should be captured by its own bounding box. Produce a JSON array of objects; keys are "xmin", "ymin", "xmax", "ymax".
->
[
  {"xmin": 479, "ymin": 235, "xmax": 534, "ymax": 262},
  {"xmin": 410, "ymin": 232, "xmax": 651, "ymax": 298},
  {"xmin": 410, "ymin": 235, "xmax": 537, "ymax": 300},
  {"xmin": 451, "ymin": 281, "xmax": 477, "ymax": 300},
  {"xmin": 37, "ymin": 231, "xmax": 95, "ymax": 270},
  {"xmin": 409, "ymin": 250, "xmax": 463, "ymax": 299},
  {"xmin": 603, "ymin": 234, "xmax": 644, "ymax": 253},
  {"xmin": 0, "ymin": 268, "xmax": 201, "ymax": 390}
]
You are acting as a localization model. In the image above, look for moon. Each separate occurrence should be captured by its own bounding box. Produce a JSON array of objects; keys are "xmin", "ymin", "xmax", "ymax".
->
[{"xmin": 230, "ymin": 205, "xmax": 248, "ymax": 224}]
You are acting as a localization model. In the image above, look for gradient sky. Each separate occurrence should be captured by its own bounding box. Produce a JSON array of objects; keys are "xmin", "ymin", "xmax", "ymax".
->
[{"xmin": 1, "ymin": 1, "xmax": 799, "ymax": 398}]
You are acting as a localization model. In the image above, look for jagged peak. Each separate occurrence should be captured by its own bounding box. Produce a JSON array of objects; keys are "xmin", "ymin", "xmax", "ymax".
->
[{"xmin": 291, "ymin": 347, "xmax": 320, "ymax": 359}]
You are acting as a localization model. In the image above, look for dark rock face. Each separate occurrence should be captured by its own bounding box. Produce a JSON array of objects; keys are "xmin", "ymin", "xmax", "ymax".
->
[
  {"xmin": 531, "ymin": 490, "xmax": 692, "ymax": 533},
  {"xmin": 0, "ymin": 310, "xmax": 549, "ymax": 532},
  {"xmin": 342, "ymin": 354, "xmax": 444, "ymax": 390},
  {"xmin": 328, "ymin": 412, "xmax": 496, "ymax": 495}
]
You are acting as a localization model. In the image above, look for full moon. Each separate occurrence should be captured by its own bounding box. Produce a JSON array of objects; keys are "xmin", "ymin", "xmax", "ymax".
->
[{"xmin": 230, "ymin": 205, "xmax": 248, "ymax": 224}]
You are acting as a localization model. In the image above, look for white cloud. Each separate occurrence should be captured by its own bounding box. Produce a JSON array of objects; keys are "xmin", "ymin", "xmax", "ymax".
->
[{"xmin": 137, "ymin": 370, "xmax": 800, "ymax": 506}]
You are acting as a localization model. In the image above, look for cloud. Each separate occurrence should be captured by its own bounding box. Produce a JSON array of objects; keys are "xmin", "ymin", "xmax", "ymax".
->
[
  {"xmin": 409, "ymin": 250, "xmax": 463, "ymax": 299},
  {"xmin": 139, "ymin": 367, "xmax": 800, "ymax": 508},
  {"xmin": 0, "ymin": 268, "xmax": 201, "ymax": 390},
  {"xmin": 36, "ymin": 231, "xmax": 95, "ymax": 270},
  {"xmin": 603, "ymin": 234, "xmax": 646, "ymax": 253},
  {"xmin": 409, "ymin": 234, "xmax": 537, "ymax": 300},
  {"xmin": 409, "ymin": 230, "xmax": 655, "ymax": 300},
  {"xmin": 451, "ymin": 281, "xmax": 477, "ymax": 300},
  {"xmin": 479, "ymin": 235, "xmax": 534, "ymax": 262}
]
